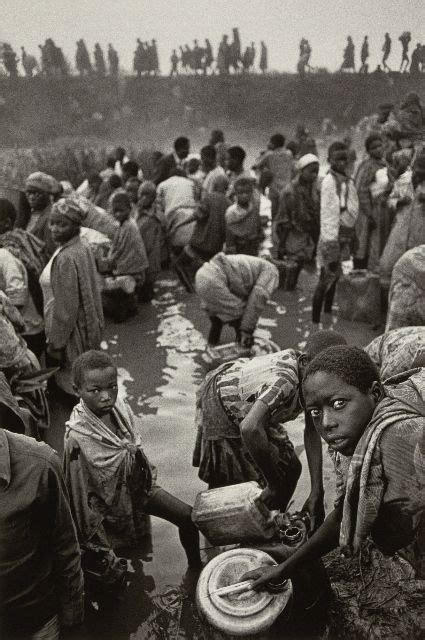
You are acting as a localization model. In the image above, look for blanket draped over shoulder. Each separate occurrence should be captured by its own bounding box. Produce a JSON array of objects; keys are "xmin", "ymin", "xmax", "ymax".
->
[
  {"xmin": 64, "ymin": 398, "xmax": 155, "ymax": 550},
  {"xmin": 337, "ymin": 369, "xmax": 425, "ymax": 572}
]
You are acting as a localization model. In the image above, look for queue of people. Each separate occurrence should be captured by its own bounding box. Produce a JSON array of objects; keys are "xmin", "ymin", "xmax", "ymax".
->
[{"xmin": 0, "ymin": 107, "xmax": 424, "ymax": 638}]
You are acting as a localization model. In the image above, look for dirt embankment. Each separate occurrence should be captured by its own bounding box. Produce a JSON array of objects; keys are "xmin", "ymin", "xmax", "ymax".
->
[{"xmin": 0, "ymin": 73, "xmax": 424, "ymax": 145}]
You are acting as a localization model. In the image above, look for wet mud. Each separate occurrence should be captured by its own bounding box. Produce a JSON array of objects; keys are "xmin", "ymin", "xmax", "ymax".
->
[{"xmin": 46, "ymin": 268, "xmax": 378, "ymax": 639}]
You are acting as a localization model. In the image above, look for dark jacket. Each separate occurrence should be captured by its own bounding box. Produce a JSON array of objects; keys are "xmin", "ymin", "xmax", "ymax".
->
[
  {"xmin": 153, "ymin": 153, "xmax": 177, "ymax": 186},
  {"xmin": 190, "ymin": 192, "xmax": 229, "ymax": 260}
]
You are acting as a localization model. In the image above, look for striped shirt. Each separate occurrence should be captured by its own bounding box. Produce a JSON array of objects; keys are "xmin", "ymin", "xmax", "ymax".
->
[{"xmin": 216, "ymin": 348, "xmax": 302, "ymax": 424}]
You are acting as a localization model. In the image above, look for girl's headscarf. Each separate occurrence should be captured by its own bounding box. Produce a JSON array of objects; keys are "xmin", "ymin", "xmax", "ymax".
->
[{"xmin": 52, "ymin": 197, "xmax": 85, "ymax": 225}]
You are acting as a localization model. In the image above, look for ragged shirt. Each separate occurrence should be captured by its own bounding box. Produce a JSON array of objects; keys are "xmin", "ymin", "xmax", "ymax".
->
[
  {"xmin": 0, "ymin": 429, "xmax": 84, "ymax": 635},
  {"xmin": 216, "ymin": 348, "xmax": 303, "ymax": 424}
]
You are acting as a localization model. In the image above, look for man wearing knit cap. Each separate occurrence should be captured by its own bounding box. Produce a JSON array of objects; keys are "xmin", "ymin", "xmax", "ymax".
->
[
  {"xmin": 273, "ymin": 153, "xmax": 320, "ymax": 284},
  {"xmin": 24, "ymin": 171, "xmax": 60, "ymax": 260}
]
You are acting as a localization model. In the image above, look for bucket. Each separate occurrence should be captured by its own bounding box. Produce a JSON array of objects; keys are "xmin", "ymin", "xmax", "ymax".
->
[
  {"xmin": 192, "ymin": 481, "xmax": 279, "ymax": 546},
  {"xmin": 196, "ymin": 548, "xmax": 293, "ymax": 636}
]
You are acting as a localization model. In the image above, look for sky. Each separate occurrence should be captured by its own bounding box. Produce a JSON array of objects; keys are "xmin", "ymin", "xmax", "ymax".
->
[{"xmin": 1, "ymin": 0, "xmax": 424, "ymax": 73}]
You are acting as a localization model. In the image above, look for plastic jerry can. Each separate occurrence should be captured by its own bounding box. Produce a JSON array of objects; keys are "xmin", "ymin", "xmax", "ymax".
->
[
  {"xmin": 192, "ymin": 481, "xmax": 279, "ymax": 545},
  {"xmin": 336, "ymin": 269, "xmax": 381, "ymax": 325}
]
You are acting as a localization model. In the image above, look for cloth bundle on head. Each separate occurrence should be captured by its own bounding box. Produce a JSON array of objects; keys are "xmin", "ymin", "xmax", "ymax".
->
[
  {"xmin": 52, "ymin": 197, "xmax": 85, "ymax": 225},
  {"xmin": 25, "ymin": 171, "xmax": 60, "ymax": 195},
  {"xmin": 297, "ymin": 153, "xmax": 319, "ymax": 171}
]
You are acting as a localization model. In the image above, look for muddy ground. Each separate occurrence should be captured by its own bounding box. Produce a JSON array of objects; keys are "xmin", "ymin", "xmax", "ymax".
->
[{"xmin": 44, "ymin": 264, "xmax": 380, "ymax": 639}]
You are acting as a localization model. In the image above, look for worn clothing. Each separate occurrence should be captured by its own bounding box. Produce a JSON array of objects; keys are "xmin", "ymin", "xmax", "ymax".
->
[
  {"xmin": 193, "ymin": 350, "xmax": 302, "ymax": 488},
  {"xmin": 379, "ymin": 186, "xmax": 425, "ymax": 287},
  {"xmin": 317, "ymin": 170, "xmax": 358, "ymax": 268},
  {"xmin": 27, "ymin": 204, "xmax": 56, "ymax": 260},
  {"xmin": 274, "ymin": 176, "xmax": 320, "ymax": 263},
  {"xmin": 387, "ymin": 168, "xmax": 414, "ymax": 211},
  {"xmin": 195, "ymin": 253, "xmax": 278, "ymax": 333},
  {"xmin": 225, "ymin": 197, "xmax": 263, "ymax": 256},
  {"xmin": 0, "ymin": 294, "xmax": 30, "ymax": 371},
  {"xmin": 355, "ymin": 158, "xmax": 390, "ymax": 269},
  {"xmin": 386, "ymin": 245, "xmax": 425, "ymax": 332},
  {"xmin": 157, "ymin": 175, "xmax": 197, "ymax": 248},
  {"xmin": 332, "ymin": 369, "xmax": 425, "ymax": 575},
  {"xmin": 365, "ymin": 326, "xmax": 425, "ymax": 381},
  {"xmin": 190, "ymin": 192, "xmax": 229, "ymax": 260},
  {"xmin": 0, "ymin": 247, "xmax": 44, "ymax": 336},
  {"xmin": 153, "ymin": 152, "xmax": 177, "ymax": 186},
  {"xmin": 202, "ymin": 166, "xmax": 227, "ymax": 194},
  {"xmin": 0, "ymin": 429, "xmax": 84, "ymax": 635},
  {"xmin": 226, "ymin": 169, "xmax": 256, "ymax": 200},
  {"xmin": 255, "ymin": 148, "xmax": 293, "ymax": 192},
  {"xmin": 319, "ymin": 170, "xmax": 359, "ymax": 247},
  {"xmin": 64, "ymin": 399, "xmax": 156, "ymax": 550},
  {"xmin": 108, "ymin": 218, "xmax": 148, "ymax": 277},
  {"xmin": 136, "ymin": 204, "xmax": 165, "ymax": 283},
  {"xmin": 39, "ymin": 235, "xmax": 104, "ymax": 393}
]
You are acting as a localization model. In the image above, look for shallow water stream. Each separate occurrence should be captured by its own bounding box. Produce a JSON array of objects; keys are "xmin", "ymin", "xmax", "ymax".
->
[{"xmin": 47, "ymin": 269, "xmax": 377, "ymax": 639}]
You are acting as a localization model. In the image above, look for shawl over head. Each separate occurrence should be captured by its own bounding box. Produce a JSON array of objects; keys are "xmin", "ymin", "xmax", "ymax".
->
[
  {"xmin": 339, "ymin": 368, "xmax": 425, "ymax": 556},
  {"xmin": 52, "ymin": 197, "xmax": 85, "ymax": 225}
]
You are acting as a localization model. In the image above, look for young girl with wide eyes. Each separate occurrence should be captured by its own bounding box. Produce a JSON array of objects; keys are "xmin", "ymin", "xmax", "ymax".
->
[{"xmin": 242, "ymin": 345, "xmax": 424, "ymax": 595}]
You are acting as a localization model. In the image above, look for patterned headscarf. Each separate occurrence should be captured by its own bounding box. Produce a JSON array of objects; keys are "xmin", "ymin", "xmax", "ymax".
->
[{"xmin": 52, "ymin": 197, "xmax": 85, "ymax": 225}]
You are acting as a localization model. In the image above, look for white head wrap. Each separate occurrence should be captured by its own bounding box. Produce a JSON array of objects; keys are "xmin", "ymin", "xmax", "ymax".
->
[{"xmin": 297, "ymin": 154, "xmax": 319, "ymax": 171}]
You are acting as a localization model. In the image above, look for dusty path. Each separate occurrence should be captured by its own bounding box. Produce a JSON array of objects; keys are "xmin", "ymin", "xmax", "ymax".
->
[{"xmin": 46, "ymin": 268, "xmax": 377, "ymax": 639}]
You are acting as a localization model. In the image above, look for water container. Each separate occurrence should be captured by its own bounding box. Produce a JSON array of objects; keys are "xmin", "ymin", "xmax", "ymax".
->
[
  {"xmin": 196, "ymin": 547, "xmax": 292, "ymax": 636},
  {"xmin": 192, "ymin": 481, "xmax": 279, "ymax": 545},
  {"xmin": 337, "ymin": 269, "xmax": 381, "ymax": 325}
]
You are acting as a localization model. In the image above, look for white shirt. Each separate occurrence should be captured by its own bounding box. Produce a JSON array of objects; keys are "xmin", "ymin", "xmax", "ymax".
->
[
  {"xmin": 202, "ymin": 166, "xmax": 226, "ymax": 193},
  {"xmin": 157, "ymin": 175, "xmax": 196, "ymax": 215},
  {"xmin": 320, "ymin": 172, "xmax": 359, "ymax": 243}
]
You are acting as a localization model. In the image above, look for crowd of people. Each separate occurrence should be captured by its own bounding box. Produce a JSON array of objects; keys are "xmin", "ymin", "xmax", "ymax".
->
[
  {"xmin": 2, "ymin": 29, "xmax": 425, "ymax": 78},
  {"xmin": 340, "ymin": 31, "xmax": 425, "ymax": 75},
  {"xmin": 0, "ymin": 89, "xmax": 424, "ymax": 638},
  {"xmin": 170, "ymin": 30, "xmax": 267, "ymax": 75}
]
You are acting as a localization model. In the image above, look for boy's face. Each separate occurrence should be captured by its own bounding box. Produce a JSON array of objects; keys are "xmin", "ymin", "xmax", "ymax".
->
[
  {"xmin": 235, "ymin": 184, "xmax": 252, "ymax": 207},
  {"xmin": 0, "ymin": 214, "xmax": 13, "ymax": 235},
  {"xmin": 138, "ymin": 191, "xmax": 156, "ymax": 209},
  {"xmin": 125, "ymin": 181, "xmax": 139, "ymax": 203},
  {"xmin": 303, "ymin": 371, "xmax": 378, "ymax": 457},
  {"xmin": 75, "ymin": 366, "xmax": 118, "ymax": 417},
  {"xmin": 329, "ymin": 151, "xmax": 348, "ymax": 175},
  {"xmin": 225, "ymin": 153, "xmax": 240, "ymax": 173},
  {"xmin": 300, "ymin": 163, "xmax": 319, "ymax": 183},
  {"xmin": 368, "ymin": 139, "xmax": 384, "ymax": 160},
  {"xmin": 176, "ymin": 144, "xmax": 190, "ymax": 160},
  {"xmin": 112, "ymin": 205, "xmax": 131, "ymax": 223}
]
